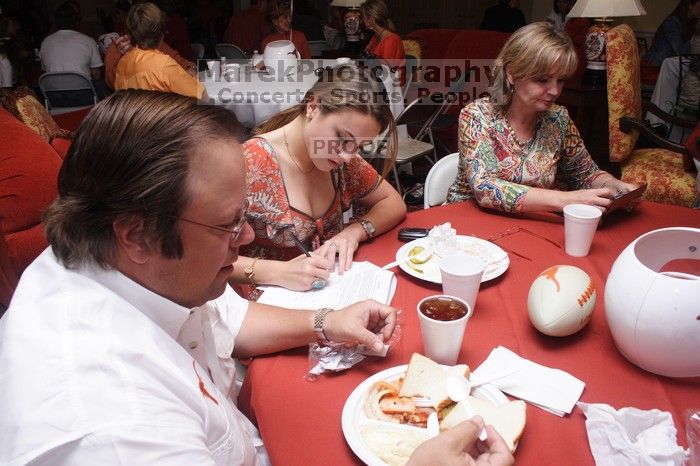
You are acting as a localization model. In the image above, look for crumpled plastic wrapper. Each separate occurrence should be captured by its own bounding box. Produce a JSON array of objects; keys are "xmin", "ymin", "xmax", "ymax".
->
[{"xmin": 305, "ymin": 317, "xmax": 403, "ymax": 381}]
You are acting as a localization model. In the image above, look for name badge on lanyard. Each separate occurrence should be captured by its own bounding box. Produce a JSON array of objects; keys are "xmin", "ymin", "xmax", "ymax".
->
[{"xmin": 342, "ymin": 206, "xmax": 353, "ymax": 225}]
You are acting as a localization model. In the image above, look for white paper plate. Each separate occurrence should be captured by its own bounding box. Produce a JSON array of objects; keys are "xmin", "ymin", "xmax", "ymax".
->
[
  {"xmin": 341, "ymin": 364, "xmax": 509, "ymax": 466},
  {"xmin": 395, "ymin": 236, "xmax": 510, "ymax": 284}
]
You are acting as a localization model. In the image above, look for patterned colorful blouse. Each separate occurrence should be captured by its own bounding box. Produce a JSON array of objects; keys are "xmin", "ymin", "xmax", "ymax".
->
[
  {"xmin": 241, "ymin": 137, "xmax": 382, "ymax": 260},
  {"xmin": 446, "ymin": 98, "xmax": 603, "ymax": 212}
]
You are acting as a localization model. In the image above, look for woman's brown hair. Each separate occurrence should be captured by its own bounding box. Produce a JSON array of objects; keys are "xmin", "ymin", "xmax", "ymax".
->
[
  {"xmin": 254, "ymin": 64, "xmax": 398, "ymax": 176},
  {"xmin": 360, "ymin": 0, "xmax": 396, "ymax": 33}
]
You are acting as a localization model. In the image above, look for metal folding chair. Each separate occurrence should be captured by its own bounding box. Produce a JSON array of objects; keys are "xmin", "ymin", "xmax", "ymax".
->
[
  {"xmin": 191, "ymin": 42, "xmax": 205, "ymax": 59},
  {"xmin": 389, "ymin": 93, "xmax": 446, "ymax": 196},
  {"xmin": 215, "ymin": 43, "xmax": 247, "ymax": 60},
  {"xmin": 38, "ymin": 72, "xmax": 98, "ymax": 115}
]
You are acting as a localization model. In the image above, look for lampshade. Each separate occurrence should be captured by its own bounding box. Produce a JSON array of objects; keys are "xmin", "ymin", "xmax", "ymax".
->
[
  {"xmin": 567, "ymin": 0, "xmax": 646, "ymax": 18},
  {"xmin": 330, "ymin": 0, "xmax": 364, "ymax": 8}
]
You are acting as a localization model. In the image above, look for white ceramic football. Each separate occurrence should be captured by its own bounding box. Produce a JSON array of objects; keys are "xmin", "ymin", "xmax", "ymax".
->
[
  {"xmin": 527, "ymin": 265, "xmax": 596, "ymax": 337},
  {"xmin": 605, "ymin": 227, "xmax": 700, "ymax": 377}
]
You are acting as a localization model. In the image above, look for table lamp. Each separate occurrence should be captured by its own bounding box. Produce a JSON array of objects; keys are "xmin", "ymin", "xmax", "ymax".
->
[
  {"xmin": 567, "ymin": 0, "xmax": 646, "ymax": 82},
  {"xmin": 330, "ymin": 0, "xmax": 365, "ymax": 54}
]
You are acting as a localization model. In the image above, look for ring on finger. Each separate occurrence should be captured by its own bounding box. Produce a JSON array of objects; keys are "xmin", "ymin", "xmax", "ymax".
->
[{"xmin": 311, "ymin": 278, "xmax": 326, "ymax": 290}]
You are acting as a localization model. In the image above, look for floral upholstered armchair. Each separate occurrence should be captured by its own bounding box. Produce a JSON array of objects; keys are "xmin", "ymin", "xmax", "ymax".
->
[{"xmin": 606, "ymin": 24, "xmax": 699, "ymax": 208}]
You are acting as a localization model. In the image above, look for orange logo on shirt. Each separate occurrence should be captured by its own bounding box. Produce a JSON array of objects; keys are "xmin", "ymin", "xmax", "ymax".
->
[{"xmin": 193, "ymin": 360, "xmax": 219, "ymax": 405}]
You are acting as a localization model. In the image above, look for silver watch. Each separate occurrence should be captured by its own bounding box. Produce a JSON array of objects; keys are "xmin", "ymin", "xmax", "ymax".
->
[
  {"xmin": 359, "ymin": 219, "xmax": 376, "ymax": 239},
  {"xmin": 313, "ymin": 308, "xmax": 334, "ymax": 343}
]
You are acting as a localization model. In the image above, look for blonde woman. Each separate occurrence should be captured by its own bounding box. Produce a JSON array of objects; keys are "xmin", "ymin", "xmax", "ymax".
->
[
  {"xmin": 231, "ymin": 65, "xmax": 406, "ymax": 292},
  {"xmin": 447, "ymin": 22, "xmax": 637, "ymax": 213}
]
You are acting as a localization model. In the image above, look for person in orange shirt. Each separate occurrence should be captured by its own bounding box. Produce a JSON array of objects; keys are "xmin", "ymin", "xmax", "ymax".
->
[
  {"xmin": 361, "ymin": 0, "xmax": 405, "ymax": 85},
  {"xmin": 115, "ymin": 2, "xmax": 204, "ymax": 100},
  {"xmin": 222, "ymin": 0, "xmax": 270, "ymax": 53},
  {"xmin": 104, "ymin": 34, "xmax": 195, "ymax": 90},
  {"xmin": 260, "ymin": 1, "xmax": 311, "ymax": 59}
]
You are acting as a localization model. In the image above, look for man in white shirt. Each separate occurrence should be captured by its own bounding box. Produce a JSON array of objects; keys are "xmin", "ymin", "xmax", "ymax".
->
[
  {"xmin": 39, "ymin": 3, "xmax": 106, "ymax": 98},
  {"xmin": 0, "ymin": 89, "xmax": 514, "ymax": 466},
  {"xmin": 0, "ymin": 89, "xmax": 398, "ymax": 465}
]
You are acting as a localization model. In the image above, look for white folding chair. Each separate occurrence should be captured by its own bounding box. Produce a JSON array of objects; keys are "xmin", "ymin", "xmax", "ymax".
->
[
  {"xmin": 38, "ymin": 72, "xmax": 98, "ymax": 115},
  {"xmin": 215, "ymin": 43, "xmax": 247, "ymax": 60},
  {"xmin": 191, "ymin": 42, "xmax": 205, "ymax": 59},
  {"xmin": 423, "ymin": 152, "xmax": 459, "ymax": 209}
]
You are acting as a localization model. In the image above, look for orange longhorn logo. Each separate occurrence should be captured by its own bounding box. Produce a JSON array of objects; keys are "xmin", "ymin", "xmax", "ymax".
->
[{"xmin": 539, "ymin": 266, "xmax": 561, "ymax": 292}]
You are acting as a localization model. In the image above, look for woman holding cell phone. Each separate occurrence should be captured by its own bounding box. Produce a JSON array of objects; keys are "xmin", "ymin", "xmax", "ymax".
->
[{"xmin": 446, "ymin": 22, "xmax": 638, "ymax": 214}]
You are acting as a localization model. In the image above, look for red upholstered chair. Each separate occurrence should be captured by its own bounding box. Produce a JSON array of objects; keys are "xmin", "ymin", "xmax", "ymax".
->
[
  {"xmin": 605, "ymin": 24, "xmax": 698, "ymax": 207},
  {"xmin": 440, "ymin": 30, "xmax": 510, "ymax": 154},
  {"xmin": 0, "ymin": 107, "xmax": 62, "ymax": 307},
  {"xmin": 1, "ymin": 87, "xmax": 76, "ymax": 159},
  {"xmin": 405, "ymin": 29, "xmax": 463, "ymax": 59}
]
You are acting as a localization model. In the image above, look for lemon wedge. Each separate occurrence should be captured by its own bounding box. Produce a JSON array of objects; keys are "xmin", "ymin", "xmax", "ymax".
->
[
  {"xmin": 408, "ymin": 246, "xmax": 432, "ymax": 264},
  {"xmin": 405, "ymin": 261, "xmax": 424, "ymax": 274}
]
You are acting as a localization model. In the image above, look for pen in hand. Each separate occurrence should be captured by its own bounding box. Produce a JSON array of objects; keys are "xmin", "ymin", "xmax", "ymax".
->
[
  {"xmin": 291, "ymin": 234, "xmax": 327, "ymax": 290},
  {"xmin": 291, "ymin": 233, "xmax": 311, "ymax": 257}
]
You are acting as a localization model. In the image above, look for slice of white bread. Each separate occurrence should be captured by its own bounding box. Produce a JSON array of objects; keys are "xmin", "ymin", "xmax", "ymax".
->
[
  {"xmin": 398, "ymin": 353, "xmax": 469, "ymax": 411},
  {"xmin": 440, "ymin": 396, "xmax": 526, "ymax": 452}
]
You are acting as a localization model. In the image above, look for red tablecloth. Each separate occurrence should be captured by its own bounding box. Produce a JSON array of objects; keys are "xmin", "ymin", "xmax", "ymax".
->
[{"xmin": 238, "ymin": 200, "xmax": 700, "ymax": 465}]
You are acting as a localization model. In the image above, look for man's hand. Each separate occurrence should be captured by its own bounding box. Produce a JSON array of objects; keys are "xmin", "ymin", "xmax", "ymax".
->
[
  {"xmin": 322, "ymin": 300, "xmax": 397, "ymax": 352},
  {"xmin": 407, "ymin": 417, "xmax": 514, "ymax": 466},
  {"xmin": 115, "ymin": 34, "xmax": 132, "ymax": 55}
]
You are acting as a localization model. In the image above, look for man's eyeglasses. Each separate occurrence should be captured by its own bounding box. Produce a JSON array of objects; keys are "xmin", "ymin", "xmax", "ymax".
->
[{"xmin": 175, "ymin": 202, "xmax": 249, "ymax": 243}]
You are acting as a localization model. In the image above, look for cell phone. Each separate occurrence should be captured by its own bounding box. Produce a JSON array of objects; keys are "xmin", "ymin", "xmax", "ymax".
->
[
  {"xmin": 606, "ymin": 183, "xmax": 647, "ymax": 214},
  {"xmin": 398, "ymin": 227, "xmax": 429, "ymax": 242}
]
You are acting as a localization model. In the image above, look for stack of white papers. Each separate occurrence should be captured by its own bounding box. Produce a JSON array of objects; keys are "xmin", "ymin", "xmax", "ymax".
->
[
  {"xmin": 256, "ymin": 261, "xmax": 396, "ymax": 309},
  {"xmin": 473, "ymin": 346, "xmax": 586, "ymax": 416}
]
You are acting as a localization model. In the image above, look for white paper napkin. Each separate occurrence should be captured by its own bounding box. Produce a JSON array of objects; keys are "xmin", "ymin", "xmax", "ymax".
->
[
  {"xmin": 578, "ymin": 402, "xmax": 688, "ymax": 466},
  {"xmin": 473, "ymin": 346, "xmax": 585, "ymax": 416}
]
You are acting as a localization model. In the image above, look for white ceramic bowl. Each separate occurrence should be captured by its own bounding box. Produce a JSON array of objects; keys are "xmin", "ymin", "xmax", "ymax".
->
[
  {"xmin": 263, "ymin": 40, "xmax": 299, "ymax": 74},
  {"xmin": 605, "ymin": 227, "xmax": 700, "ymax": 377}
]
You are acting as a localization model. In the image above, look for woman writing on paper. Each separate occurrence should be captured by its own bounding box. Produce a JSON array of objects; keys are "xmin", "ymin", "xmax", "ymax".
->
[
  {"xmin": 446, "ymin": 22, "xmax": 637, "ymax": 214},
  {"xmin": 230, "ymin": 65, "xmax": 406, "ymax": 292}
]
